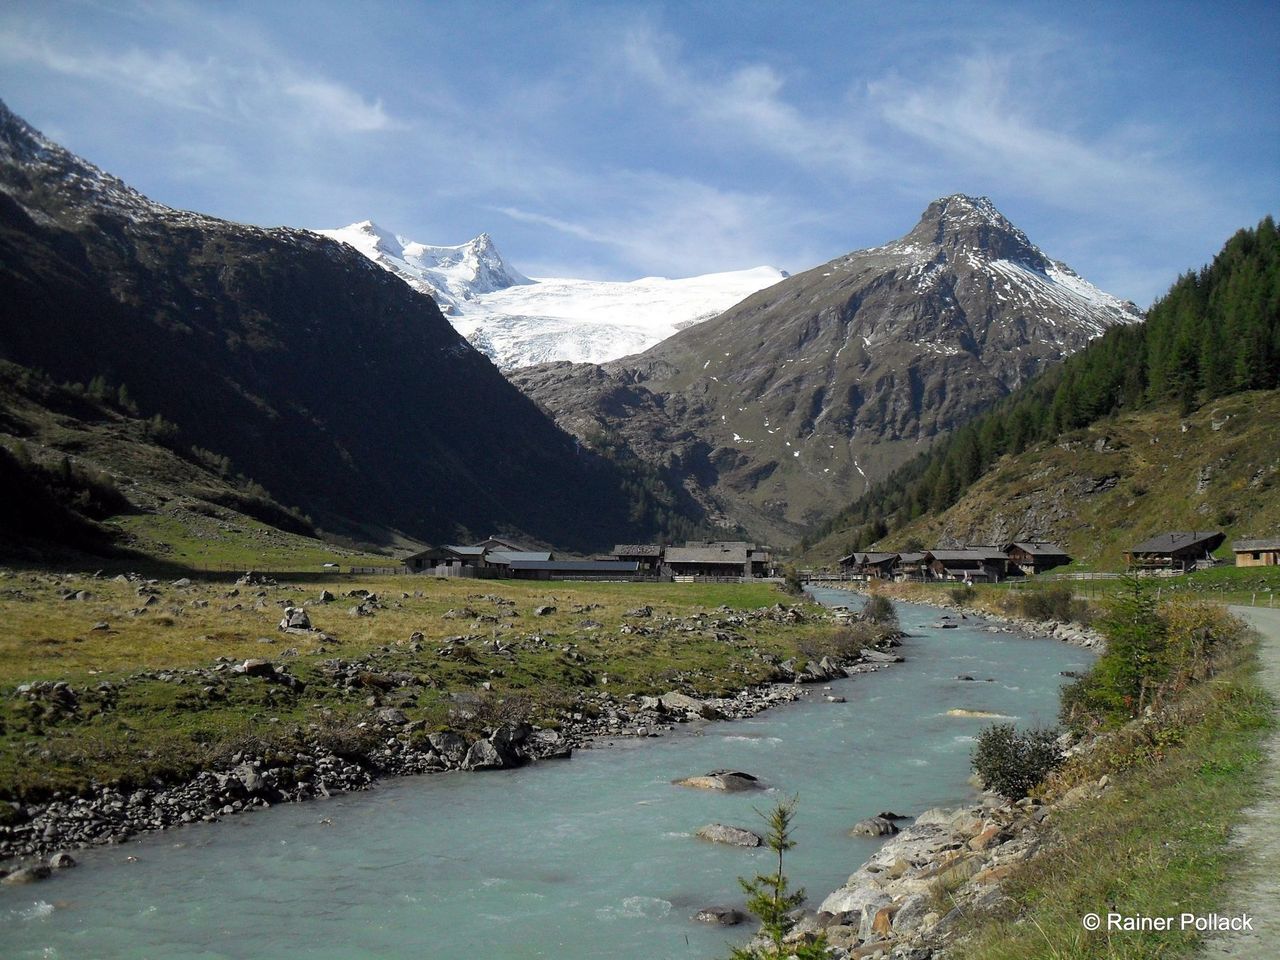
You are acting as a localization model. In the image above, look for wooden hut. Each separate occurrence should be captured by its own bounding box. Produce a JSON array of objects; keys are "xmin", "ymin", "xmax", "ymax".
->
[
  {"xmin": 1125, "ymin": 531, "xmax": 1225, "ymax": 572},
  {"xmin": 1004, "ymin": 542, "xmax": 1071, "ymax": 576},
  {"xmin": 1233, "ymin": 539, "xmax": 1280, "ymax": 568}
]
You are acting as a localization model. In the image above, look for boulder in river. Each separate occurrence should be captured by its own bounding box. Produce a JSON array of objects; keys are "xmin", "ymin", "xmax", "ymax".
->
[
  {"xmin": 1, "ymin": 864, "xmax": 52, "ymax": 885},
  {"xmin": 695, "ymin": 823, "xmax": 763, "ymax": 847},
  {"xmin": 462, "ymin": 739, "xmax": 506, "ymax": 771},
  {"xmin": 860, "ymin": 648, "xmax": 903, "ymax": 663},
  {"xmin": 673, "ymin": 770, "xmax": 762, "ymax": 792},
  {"xmin": 849, "ymin": 816, "xmax": 899, "ymax": 837},
  {"xmin": 694, "ymin": 905, "xmax": 745, "ymax": 925},
  {"xmin": 696, "ymin": 906, "xmax": 747, "ymax": 926}
]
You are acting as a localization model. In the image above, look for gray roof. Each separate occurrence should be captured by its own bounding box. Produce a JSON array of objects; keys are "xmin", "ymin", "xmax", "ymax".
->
[
  {"xmin": 964, "ymin": 545, "xmax": 1010, "ymax": 561},
  {"xmin": 1233, "ymin": 539, "xmax": 1280, "ymax": 551},
  {"xmin": 848, "ymin": 552, "xmax": 899, "ymax": 565},
  {"xmin": 445, "ymin": 545, "xmax": 487, "ymax": 558},
  {"xmin": 612, "ymin": 544, "xmax": 664, "ymax": 557},
  {"xmin": 508, "ymin": 560, "xmax": 640, "ymax": 572},
  {"xmin": 1006, "ymin": 542, "xmax": 1069, "ymax": 557},
  {"xmin": 486, "ymin": 551, "xmax": 553, "ymax": 564},
  {"xmin": 1129, "ymin": 531, "xmax": 1224, "ymax": 553},
  {"xmin": 897, "ymin": 552, "xmax": 929, "ymax": 564},
  {"xmin": 666, "ymin": 545, "xmax": 749, "ymax": 564},
  {"xmin": 929, "ymin": 550, "xmax": 995, "ymax": 562}
]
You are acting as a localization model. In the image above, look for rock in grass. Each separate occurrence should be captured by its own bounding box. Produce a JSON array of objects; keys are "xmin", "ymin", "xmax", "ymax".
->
[
  {"xmin": 233, "ymin": 658, "xmax": 276, "ymax": 678},
  {"xmin": 278, "ymin": 607, "xmax": 311, "ymax": 631},
  {"xmin": 696, "ymin": 823, "xmax": 763, "ymax": 847}
]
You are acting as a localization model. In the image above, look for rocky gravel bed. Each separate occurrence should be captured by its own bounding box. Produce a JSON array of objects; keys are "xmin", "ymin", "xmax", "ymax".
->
[{"xmin": 761, "ymin": 781, "xmax": 1107, "ymax": 960}]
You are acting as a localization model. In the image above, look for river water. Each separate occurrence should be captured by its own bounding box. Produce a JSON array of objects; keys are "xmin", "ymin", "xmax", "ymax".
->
[{"xmin": 2, "ymin": 592, "xmax": 1090, "ymax": 959}]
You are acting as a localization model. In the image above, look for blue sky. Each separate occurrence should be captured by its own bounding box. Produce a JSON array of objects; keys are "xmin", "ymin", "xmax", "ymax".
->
[{"xmin": 2, "ymin": 0, "xmax": 1277, "ymax": 305}]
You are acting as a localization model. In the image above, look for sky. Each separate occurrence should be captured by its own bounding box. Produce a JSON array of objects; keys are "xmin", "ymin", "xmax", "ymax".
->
[{"xmin": 1, "ymin": 0, "xmax": 1277, "ymax": 306}]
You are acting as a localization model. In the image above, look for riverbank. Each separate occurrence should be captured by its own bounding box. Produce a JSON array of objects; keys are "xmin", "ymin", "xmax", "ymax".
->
[
  {"xmin": 815, "ymin": 580, "xmax": 1106, "ymax": 652},
  {"xmin": 0, "ymin": 575, "xmax": 904, "ymax": 878},
  {"xmin": 794, "ymin": 594, "xmax": 1273, "ymax": 959}
]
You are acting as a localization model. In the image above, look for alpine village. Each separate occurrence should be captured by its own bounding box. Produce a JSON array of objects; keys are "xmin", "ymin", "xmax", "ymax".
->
[{"xmin": 0, "ymin": 7, "xmax": 1278, "ymax": 960}]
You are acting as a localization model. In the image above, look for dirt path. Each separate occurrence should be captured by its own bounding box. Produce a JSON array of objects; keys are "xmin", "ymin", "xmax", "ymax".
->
[{"xmin": 1200, "ymin": 606, "xmax": 1280, "ymax": 957}]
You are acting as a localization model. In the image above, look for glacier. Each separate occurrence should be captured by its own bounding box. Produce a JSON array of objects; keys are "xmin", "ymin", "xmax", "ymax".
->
[{"xmin": 316, "ymin": 221, "xmax": 787, "ymax": 369}]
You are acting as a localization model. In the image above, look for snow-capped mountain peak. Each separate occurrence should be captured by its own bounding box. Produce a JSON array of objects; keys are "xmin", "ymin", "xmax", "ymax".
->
[
  {"xmin": 315, "ymin": 220, "xmax": 788, "ymax": 367},
  {"xmin": 316, "ymin": 222, "xmax": 531, "ymax": 310}
]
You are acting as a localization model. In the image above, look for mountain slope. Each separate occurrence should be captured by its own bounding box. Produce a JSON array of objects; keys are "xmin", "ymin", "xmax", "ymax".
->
[
  {"xmin": 318, "ymin": 220, "xmax": 787, "ymax": 369},
  {"xmin": 0, "ymin": 98, "xmax": 689, "ymax": 551},
  {"xmin": 0, "ymin": 360, "xmax": 393, "ymax": 567},
  {"xmin": 513, "ymin": 196, "xmax": 1140, "ymax": 543},
  {"xmin": 860, "ymin": 390, "xmax": 1280, "ymax": 570},
  {"xmin": 805, "ymin": 214, "xmax": 1280, "ymax": 561}
]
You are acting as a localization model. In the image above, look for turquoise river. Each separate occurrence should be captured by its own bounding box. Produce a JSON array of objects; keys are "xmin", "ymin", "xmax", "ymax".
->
[{"xmin": 1, "ymin": 591, "xmax": 1091, "ymax": 959}]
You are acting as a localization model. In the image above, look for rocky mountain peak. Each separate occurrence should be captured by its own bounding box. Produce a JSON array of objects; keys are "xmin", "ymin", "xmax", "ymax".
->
[{"xmin": 904, "ymin": 194, "xmax": 1044, "ymax": 266}]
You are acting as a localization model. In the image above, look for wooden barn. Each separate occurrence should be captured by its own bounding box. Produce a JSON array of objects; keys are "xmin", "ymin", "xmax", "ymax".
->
[
  {"xmin": 1233, "ymin": 539, "xmax": 1280, "ymax": 567},
  {"xmin": 838, "ymin": 551, "xmax": 900, "ymax": 579},
  {"xmin": 928, "ymin": 549, "xmax": 1007, "ymax": 582},
  {"xmin": 664, "ymin": 543, "xmax": 751, "ymax": 579},
  {"xmin": 610, "ymin": 544, "xmax": 665, "ymax": 573},
  {"xmin": 1125, "ymin": 531, "xmax": 1225, "ymax": 572},
  {"xmin": 1004, "ymin": 542, "xmax": 1071, "ymax": 576}
]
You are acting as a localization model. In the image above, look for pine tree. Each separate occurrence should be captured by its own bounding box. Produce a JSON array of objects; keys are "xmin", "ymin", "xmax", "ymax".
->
[{"xmin": 728, "ymin": 799, "xmax": 828, "ymax": 960}]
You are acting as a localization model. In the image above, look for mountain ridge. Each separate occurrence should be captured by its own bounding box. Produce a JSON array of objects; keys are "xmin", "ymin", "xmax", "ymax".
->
[
  {"xmin": 513, "ymin": 195, "xmax": 1142, "ymax": 543},
  {"xmin": 0, "ymin": 98, "xmax": 699, "ymax": 551}
]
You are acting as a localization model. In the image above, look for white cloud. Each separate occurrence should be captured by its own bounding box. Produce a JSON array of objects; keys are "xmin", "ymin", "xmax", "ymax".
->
[
  {"xmin": 0, "ymin": 19, "xmax": 400, "ymax": 135},
  {"xmin": 616, "ymin": 24, "xmax": 878, "ymax": 179},
  {"xmin": 868, "ymin": 50, "xmax": 1207, "ymax": 219},
  {"xmin": 493, "ymin": 170, "xmax": 825, "ymax": 278}
]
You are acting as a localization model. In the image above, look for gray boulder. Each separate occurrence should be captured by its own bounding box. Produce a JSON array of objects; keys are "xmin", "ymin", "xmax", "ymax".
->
[
  {"xmin": 674, "ymin": 770, "xmax": 763, "ymax": 792},
  {"xmin": 279, "ymin": 607, "xmax": 311, "ymax": 631},
  {"xmin": 377, "ymin": 707, "xmax": 409, "ymax": 726},
  {"xmin": 463, "ymin": 739, "xmax": 507, "ymax": 771},
  {"xmin": 695, "ymin": 823, "xmax": 763, "ymax": 847},
  {"xmin": 234, "ymin": 762, "xmax": 265, "ymax": 795},
  {"xmin": 659, "ymin": 691, "xmax": 720, "ymax": 719},
  {"xmin": 525, "ymin": 728, "xmax": 573, "ymax": 760},
  {"xmin": 427, "ymin": 731, "xmax": 469, "ymax": 766},
  {"xmin": 1, "ymin": 864, "xmax": 52, "ymax": 885},
  {"xmin": 694, "ymin": 905, "xmax": 744, "ymax": 925},
  {"xmin": 849, "ymin": 816, "xmax": 899, "ymax": 837},
  {"xmin": 861, "ymin": 648, "xmax": 903, "ymax": 663}
]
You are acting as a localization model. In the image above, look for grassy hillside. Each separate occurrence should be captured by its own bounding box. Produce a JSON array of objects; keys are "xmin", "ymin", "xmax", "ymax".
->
[
  {"xmin": 809, "ymin": 389, "xmax": 1280, "ymax": 569},
  {"xmin": 0, "ymin": 361, "xmax": 391, "ymax": 570}
]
